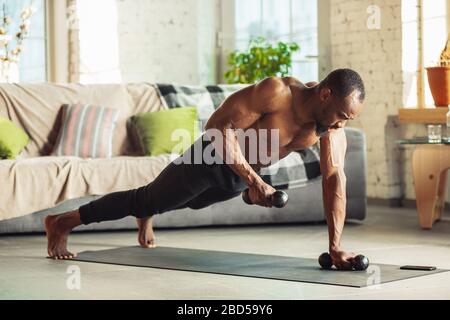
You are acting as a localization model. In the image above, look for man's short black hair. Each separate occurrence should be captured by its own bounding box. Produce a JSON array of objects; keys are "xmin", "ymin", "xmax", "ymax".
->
[{"xmin": 319, "ymin": 68, "xmax": 365, "ymax": 102}]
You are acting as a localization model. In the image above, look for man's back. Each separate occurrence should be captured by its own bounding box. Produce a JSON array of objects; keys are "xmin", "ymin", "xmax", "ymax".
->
[{"xmin": 205, "ymin": 76, "xmax": 320, "ymax": 170}]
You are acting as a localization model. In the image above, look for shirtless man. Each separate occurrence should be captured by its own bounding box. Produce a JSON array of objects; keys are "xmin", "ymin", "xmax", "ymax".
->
[{"xmin": 45, "ymin": 68, "xmax": 365, "ymax": 270}]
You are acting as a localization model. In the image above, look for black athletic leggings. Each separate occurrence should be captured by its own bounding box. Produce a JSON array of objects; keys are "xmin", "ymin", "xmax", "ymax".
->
[{"xmin": 79, "ymin": 136, "xmax": 248, "ymax": 225}]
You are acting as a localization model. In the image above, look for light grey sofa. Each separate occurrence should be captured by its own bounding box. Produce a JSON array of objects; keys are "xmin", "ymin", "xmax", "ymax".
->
[{"xmin": 0, "ymin": 127, "xmax": 366, "ymax": 234}]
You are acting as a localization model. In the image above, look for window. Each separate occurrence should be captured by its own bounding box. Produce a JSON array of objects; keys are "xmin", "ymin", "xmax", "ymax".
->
[
  {"xmin": 402, "ymin": 0, "xmax": 449, "ymax": 108},
  {"xmin": 2, "ymin": 0, "xmax": 47, "ymax": 82},
  {"xmin": 77, "ymin": 0, "xmax": 121, "ymax": 84},
  {"xmin": 233, "ymin": 0, "xmax": 318, "ymax": 82}
]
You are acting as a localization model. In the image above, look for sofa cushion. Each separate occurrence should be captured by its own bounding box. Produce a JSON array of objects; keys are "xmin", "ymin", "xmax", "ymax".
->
[
  {"xmin": 0, "ymin": 117, "xmax": 29, "ymax": 159},
  {"xmin": 52, "ymin": 104, "xmax": 119, "ymax": 158},
  {"xmin": 156, "ymin": 83, "xmax": 247, "ymax": 129},
  {"xmin": 0, "ymin": 154, "xmax": 173, "ymax": 221},
  {"xmin": 129, "ymin": 107, "xmax": 200, "ymax": 156},
  {"xmin": 0, "ymin": 83, "xmax": 164, "ymax": 157}
]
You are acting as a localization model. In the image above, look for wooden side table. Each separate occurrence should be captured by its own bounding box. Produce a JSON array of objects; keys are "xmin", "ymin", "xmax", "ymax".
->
[{"xmin": 400, "ymin": 138, "xmax": 450, "ymax": 229}]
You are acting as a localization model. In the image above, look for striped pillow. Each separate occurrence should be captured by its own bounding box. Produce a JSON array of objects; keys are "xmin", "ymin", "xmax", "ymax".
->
[{"xmin": 53, "ymin": 104, "xmax": 119, "ymax": 158}]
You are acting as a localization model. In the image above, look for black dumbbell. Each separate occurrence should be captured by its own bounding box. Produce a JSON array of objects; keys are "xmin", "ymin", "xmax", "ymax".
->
[
  {"xmin": 242, "ymin": 189, "xmax": 288, "ymax": 208},
  {"xmin": 352, "ymin": 255, "xmax": 370, "ymax": 271},
  {"xmin": 318, "ymin": 252, "xmax": 370, "ymax": 271},
  {"xmin": 318, "ymin": 252, "xmax": 333, "ymax": 270}
]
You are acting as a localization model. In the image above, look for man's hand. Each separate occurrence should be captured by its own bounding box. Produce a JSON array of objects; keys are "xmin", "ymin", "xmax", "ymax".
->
[
  {"xmin": 330, "ymin": 249, "xmax": 356, "ymax": 270},
  {"xmin": 247, "ymin": 180, "xmax": 277, "ymax": 208}
]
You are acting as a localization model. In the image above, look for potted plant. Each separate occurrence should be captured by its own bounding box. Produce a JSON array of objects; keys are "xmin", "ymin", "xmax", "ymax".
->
[
  {"xmin": 224, "ymin": 37, "xmax": 300, "ymax": 84},
  {"xmin": 426, "ymin": 33, "xmax": 450, "ymax": 107}
]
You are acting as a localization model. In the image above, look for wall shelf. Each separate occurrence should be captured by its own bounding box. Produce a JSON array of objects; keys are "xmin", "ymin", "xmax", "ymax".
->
[{"xmin": 398, "ymin": 108, "xmax": 449, "ymax": 124}]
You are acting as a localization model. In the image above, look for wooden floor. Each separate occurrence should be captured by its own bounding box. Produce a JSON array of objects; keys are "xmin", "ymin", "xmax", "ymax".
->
[{"xmin": 0, "ymin": 205, "xmax": 449, "ymax": 300}]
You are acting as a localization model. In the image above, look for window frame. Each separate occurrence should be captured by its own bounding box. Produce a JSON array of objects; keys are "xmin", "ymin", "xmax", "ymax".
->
[
  {"xmin": 448, "ymin": 0, "xmax": 450, "ymax": 38},
  {"xmin": 219, "ymin": 0, "xmax": 322, "ymax": 83},
  {"xmin": 46, "ymin": 0, "xmax": 69, "ymax": 83},
  {"xmin": 414, "ymin": 1, "xmax": 449, "ymax": 105},
  {"xmin": 399, "ymin": 0, "xmax": 449, "ymax": 124}
]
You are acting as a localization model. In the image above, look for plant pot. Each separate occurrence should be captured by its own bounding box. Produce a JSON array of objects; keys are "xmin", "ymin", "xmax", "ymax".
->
[{"xmin": 426, "ymin": 66, "xmax": 450, "ymax": 107}]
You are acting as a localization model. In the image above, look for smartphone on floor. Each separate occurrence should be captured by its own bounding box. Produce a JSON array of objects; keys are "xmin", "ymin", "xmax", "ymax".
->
[{"xmin": 400, "ymin": 265, "xmax": 437, "ymax": 271}]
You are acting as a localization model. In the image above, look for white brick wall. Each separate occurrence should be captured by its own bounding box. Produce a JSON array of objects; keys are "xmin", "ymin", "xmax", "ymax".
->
[
  {"xmin": 115, "ymin": 0, "xmax": 219, "ymax": 84},
  {"xmin": 330, "ymin": 0, "xmax": 405, "ymax": 199},
  {"xmin": 329, "ymin": 0, "xmax": 450, "ymax": 203}
]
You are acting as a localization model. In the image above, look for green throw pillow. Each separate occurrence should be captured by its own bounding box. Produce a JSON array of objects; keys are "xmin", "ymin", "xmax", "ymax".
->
[
  {"xmin": 0, "ymin": 117, "xmax": 29, "ymax": 159},
  {"xmin": 130, "ymin": 107, "xmax": 200, "ymax": 156}
]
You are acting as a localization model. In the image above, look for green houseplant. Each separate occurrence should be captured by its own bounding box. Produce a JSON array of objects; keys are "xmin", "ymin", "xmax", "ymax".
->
[
  {"xmin": 426, "ymin": 33, "xmax": 450, "ymax": 107},
  {"xmin": 224, "ymin": 37, "xmax": 300, "ymax": 84}
]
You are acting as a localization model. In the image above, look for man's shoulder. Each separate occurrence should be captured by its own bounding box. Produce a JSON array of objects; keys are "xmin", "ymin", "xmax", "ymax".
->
[
  {"xmin": 255, "ymin": 76, "xmax": 316, "ymax": 87},
  {"xmin": 256, "ymin": 76, "xmax": 289, "ymax": 90},
  {"xmin": 256, "ymin": 76, "xmax": 304, "ymax": 89},
  {"xmin": 305, "ymin": 81, "xmax": 319, "ymax": 87},
  {"xmin": 253, "ymin": 77, "xmax": 293, "ymax": 103}
]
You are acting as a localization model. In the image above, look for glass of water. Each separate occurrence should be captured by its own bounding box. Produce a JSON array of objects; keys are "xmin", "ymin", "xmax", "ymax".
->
[{"xmin": 428, "ymin": 125, "xmax": 442, "ymax": 143}]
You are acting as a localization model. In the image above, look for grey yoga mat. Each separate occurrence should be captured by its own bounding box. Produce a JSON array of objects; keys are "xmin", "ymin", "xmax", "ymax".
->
[{"xmin": 73, "ymin": 246, "xmax": 447, "ymax": 288}]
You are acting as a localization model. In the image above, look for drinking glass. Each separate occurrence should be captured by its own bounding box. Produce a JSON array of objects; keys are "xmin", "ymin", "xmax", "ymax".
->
[{"xmin": 428, "ymin": 125, "xmax": 442, "ymax": 143}]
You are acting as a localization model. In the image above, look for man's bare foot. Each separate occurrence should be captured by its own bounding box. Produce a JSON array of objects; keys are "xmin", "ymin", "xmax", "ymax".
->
[
  {"xmin": 136, "ymin": 217, "xmax": 156, "ymax": 248},
  {"xmin": 44, "ymin": 210, "xmax": 81, "ymax": 260}
]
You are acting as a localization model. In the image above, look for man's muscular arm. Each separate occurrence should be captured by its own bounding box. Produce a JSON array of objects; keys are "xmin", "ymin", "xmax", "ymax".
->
[
  {"xmin": 320, "ymin": 129, "xmax": 355, "ymax": 270},
  {"xmin": 205, "ymin": 77, "xmax": 289, "ymax": 207}
]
